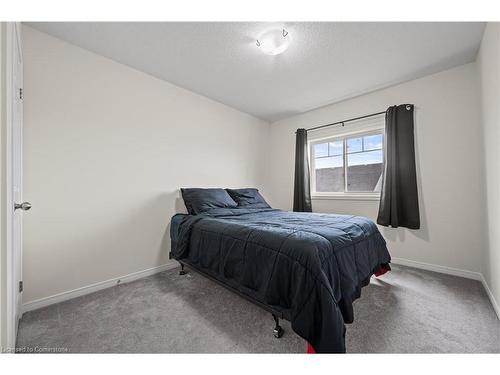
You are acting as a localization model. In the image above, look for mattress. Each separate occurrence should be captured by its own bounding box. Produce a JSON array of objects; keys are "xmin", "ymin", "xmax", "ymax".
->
[
  {"xmin": 169, "ymin": 208, "xmax": 390, "ymax": 353},
  {"xmin": 170, "ymin": 213, "xmax": 188, "ymax": 244}
]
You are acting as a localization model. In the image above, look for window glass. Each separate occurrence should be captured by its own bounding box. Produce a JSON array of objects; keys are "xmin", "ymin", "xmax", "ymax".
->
[
  {"xmin": 346, "ymin": 137, "xmax": 362, "ymax": 153},
  {"xmin": 364, "ymin": 134, "xmax": 383, "ymax": 151},
  {"xmin": 315, "ymin": 157, "xmax": 345, "ymax": 192},
  {"xmin": 315, "ymin": 155, "xmax": 343, "ymax": 169},
  {"xmin": 347, "ymin": 149, "xmax": 383, "ymax": 192},
  {"xmin": 328, "ymin": 140, "xmax": 343, "ymax": 156},
  {"xmin": 314, "ymin": 143, "xmax": 329, "ymax": 158},
  {"xmin": 311, "ymin": 129, "xmax": 384, "ymax": 195}
]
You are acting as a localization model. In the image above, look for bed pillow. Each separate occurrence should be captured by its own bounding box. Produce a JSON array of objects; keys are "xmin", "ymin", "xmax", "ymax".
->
[
  {"xmin": 226, "ymin": 188, "xmax": 271, "ymax": 209},
  {"xmin": 181, "ymin": 188, "xmax": 238, "ymax": 215}
]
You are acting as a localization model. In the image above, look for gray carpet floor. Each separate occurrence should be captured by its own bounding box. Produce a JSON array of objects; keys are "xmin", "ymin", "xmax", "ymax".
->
[{"xmin": 16, "ymin": 264, "xmax": 500, "ymax": 353}]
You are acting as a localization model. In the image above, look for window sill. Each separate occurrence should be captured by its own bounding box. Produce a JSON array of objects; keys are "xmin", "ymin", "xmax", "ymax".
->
[{"xmin": 312, "ymin": 193, "xmax": 380, "ymax": 201}]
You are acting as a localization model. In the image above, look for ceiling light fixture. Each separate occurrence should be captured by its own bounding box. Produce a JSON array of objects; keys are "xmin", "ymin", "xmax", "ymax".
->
[{"xmin": 256, "ymin": 28, "xmax": 291, "ymax": 56}]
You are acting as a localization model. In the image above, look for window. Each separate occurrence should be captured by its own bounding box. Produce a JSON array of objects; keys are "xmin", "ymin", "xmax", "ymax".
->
[{"xmin": 310, "ymin": 128, "xmax": 384, "ymax": 199}]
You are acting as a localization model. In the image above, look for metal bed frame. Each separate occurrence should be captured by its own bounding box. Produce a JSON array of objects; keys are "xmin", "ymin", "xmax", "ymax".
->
[{"xmin": 170, "ymin": 249, "xmax": 285, "ymax": 339}]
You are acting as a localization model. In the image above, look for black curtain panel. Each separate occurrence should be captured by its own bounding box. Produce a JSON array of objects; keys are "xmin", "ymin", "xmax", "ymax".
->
[
  {"xmin": 377, "ymin": 104, "xmax": 420, "ymax": 229},
  {"xmin": 293, "ymin": 128, "xmax": 312, "ymax": 212}
]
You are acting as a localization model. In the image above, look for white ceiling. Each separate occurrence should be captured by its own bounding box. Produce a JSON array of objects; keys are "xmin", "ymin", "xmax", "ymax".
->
[{"xmin": 27, "ymin": 22, "xmax": 485, "ymax": 122}]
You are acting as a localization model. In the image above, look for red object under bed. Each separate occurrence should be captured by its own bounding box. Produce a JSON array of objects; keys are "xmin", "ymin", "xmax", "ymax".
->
[
  {"xmin": 307, "ymin": 343, "xmax": 316, "ymax": 354},
  {"xmin": 306, "ymin": 265, "xmax": 390, "ymax": 354}
]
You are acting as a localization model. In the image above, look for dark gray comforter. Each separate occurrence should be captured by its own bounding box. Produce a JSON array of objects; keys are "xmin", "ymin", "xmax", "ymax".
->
[{"xmin": 170, "ymin": 208, "xmax": 391, "ymax": 353}]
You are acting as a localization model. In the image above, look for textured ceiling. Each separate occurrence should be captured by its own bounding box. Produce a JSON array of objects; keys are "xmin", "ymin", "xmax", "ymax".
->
[{"xmin": 27, "ymin": 22, "xmax": 485, "ymax": 122}]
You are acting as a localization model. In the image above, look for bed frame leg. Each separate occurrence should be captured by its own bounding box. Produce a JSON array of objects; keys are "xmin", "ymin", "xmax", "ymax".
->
[
  {"xmin": 272, "ymin": 314, "xmax": 284, "ymax": 338},
  {"xmin": 179, "ymin": 262, "xmax": 187, "ymax": 275}
]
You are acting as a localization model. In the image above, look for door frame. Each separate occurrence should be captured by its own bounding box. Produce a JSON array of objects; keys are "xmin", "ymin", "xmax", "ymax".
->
[{"xmin": 4, "ymin": 21, "xmax": 23, "ymax": 350}]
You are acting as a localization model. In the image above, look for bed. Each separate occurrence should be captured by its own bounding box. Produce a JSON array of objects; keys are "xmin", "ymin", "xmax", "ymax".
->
[{"xmin": 169, "ymin": 188, "xmax": 391, "ymax": 353}]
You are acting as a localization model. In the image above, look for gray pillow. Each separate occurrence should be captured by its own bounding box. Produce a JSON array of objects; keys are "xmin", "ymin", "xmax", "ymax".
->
[
  {"xmin": 225, "ymin": 188, "xmax": 271, "ymax": 208},
  {"xmin": 181, "ymin": 188, "xmax": 238, "ymax": 215}
]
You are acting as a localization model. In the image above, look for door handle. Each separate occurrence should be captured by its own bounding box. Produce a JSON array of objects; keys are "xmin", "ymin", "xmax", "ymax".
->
[{"xmin": 14, "ymin": 202, "xmax": 31, "ymax": 211}]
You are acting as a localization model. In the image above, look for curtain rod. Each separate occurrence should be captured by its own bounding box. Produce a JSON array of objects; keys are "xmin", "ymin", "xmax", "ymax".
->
[{"xmin": 303, "ymin": 110, "xmax": 387, "ymax": 133}]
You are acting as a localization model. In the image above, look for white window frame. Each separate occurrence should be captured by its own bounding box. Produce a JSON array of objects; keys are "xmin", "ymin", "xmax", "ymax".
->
[{"xmin": 309, "ymin": 117, "xmax": 385, "ymax": 201}]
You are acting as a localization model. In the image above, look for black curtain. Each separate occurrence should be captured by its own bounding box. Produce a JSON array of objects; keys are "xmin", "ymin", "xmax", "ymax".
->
[
  {"xmin": 293, "ymin": 128, "xmax": 312, "ymax": 212},
  {"xmin": 377, "ymin": 104, "xmax": 420, "ymax": 229}
]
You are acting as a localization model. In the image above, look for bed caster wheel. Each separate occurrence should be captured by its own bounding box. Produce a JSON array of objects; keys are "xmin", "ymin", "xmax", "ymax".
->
[
  {"xmin": 179, "ymin": 263, "xmax": 187, "ymax": 275},
  {"xmin": 273, "ymin": 325, "xmax": 284, "ymax": 339},
  {"xmin": 272, "ymin": 314, "xmax": 284, "ymax": 338}
]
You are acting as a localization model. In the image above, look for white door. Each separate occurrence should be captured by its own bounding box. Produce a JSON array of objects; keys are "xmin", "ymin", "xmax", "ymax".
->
[{"xmin": 6, "ymin": 22, "xmax": 29, "ymax": 350}]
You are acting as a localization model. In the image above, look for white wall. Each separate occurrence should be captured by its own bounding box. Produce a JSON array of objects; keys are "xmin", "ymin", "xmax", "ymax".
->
[
  {"xmin": 267, "ymin": 63, "xmax": 486, "ymax": 275},
  {"xmin": 22, "ymin": 26, "xmax": 270, "ymax": 304},
  {"xmin": 477, "ymin": 23, "xmax": 500, "ymax": 314},
  {"xmin": 0, "ymin": 21, "xmax": 6, "ymax": 348}
]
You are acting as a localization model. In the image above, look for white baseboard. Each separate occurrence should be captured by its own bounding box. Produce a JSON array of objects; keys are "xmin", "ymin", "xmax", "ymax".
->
[
  {"xmin": 21, "ymin": 261, "xmax": 179, "ymax": 314},
  {"xmin": 391, "ymin": 257, "xmax": 482, "ymax": 281},
  {"xmin": 391, "ymin": 257, "xmax": 499, "ymax": 320},
  {"xmin": 479, "ymin": 274, "xmax": 500, "ymax": 320}
]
